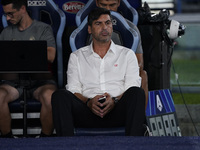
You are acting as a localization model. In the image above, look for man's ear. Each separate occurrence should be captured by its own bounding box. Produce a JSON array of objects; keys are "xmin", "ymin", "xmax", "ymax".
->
[
  {"xmin": 118, "ymin": 0, "xmax": 121, "ymax": 7},
  {"xmin": 20, "ymin": 5, "xmax": 26, "ymax": 13},
  {"xmin": 95, "ymin": 0, "xmax": 99, "ymax": 7},
  {"xmin": 21, "ymin": 5, "xmax": 26, "ymax": 10},
  {"xmin": 88, "ymin": 26, "xmax": 92, "ymax": 34}
]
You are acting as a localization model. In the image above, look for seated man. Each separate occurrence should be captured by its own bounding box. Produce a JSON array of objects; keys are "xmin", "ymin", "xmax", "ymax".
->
[
  {"xmin": 96, "ymin": 0, "xmax": 148, "ymax": 108},
  {"xmin": 0, "ymin": 0, "xmax": 57, "ymax": 138},
  {"xmin": 51, "ymin": 7, "xmax": 146, "ymax": 136}
]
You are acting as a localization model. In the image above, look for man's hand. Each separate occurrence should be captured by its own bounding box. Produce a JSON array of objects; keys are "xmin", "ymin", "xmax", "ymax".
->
[{"xmin": 87, "ymin": 93, "xmax": 115, "ymax": 118}]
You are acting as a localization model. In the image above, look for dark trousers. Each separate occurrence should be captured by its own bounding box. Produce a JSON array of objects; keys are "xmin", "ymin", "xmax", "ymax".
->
[{"xmin": 51, "ymin": 87, "xmax": 146, "ymax": 136}]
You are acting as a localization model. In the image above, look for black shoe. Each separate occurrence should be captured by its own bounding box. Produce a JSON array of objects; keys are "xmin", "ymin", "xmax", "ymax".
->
[
  {"xmin": 1, "ymin": 131, "xmax": 18, "ymax": 138},
  {"xmin": 35, "ymin": 132, "xmax": 52, "ymax": 138}
]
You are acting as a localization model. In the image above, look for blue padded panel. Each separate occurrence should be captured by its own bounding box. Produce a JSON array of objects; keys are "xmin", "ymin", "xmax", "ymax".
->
[
  {"xmin": 146, "ymin": 89, "xmax": 176, "ymax": 117},
  {"xmin": 111, "ymin": 12, "xmax": 139, "ymax": 51},
  {"xmin": 8, "ymin": 99, "xmax": 24, "ymax": 113},
  {"xmin": 70, "ymin": 11, "xmax": 139, "ymax": 53},
  {"xmin": 70, "ymin": 16, "xmax": 89, "ymax": 52},
  {"xmin": 75, "ymin": 0, "xmax": 138, "ymax": 26},
  {"xmin": 9, "ymin": 99, "xmax": 41, "ymax": 113},
  {"xmin": 2, "ymin": 15, "xmax": 7, "ymax": 27},
  {"xmin": 0, "ymin": 7, "xmax": 3, "ymax": 32},
  {"xmin": 75, "ymin": 0, "xmax": 97, "ymax": 27},
  {"xmin": 118, "ymin": 0, "xmax": 138, "ymax": 25},
  {"xmin": 74, "ymin": 127, "xmax": 125, "ymax": 136}
]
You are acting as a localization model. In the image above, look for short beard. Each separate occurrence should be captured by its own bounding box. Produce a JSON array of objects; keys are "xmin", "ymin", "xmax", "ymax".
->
[{"xmin": 93, "ymin": 32, "xmax": 112, "ymax": 43}]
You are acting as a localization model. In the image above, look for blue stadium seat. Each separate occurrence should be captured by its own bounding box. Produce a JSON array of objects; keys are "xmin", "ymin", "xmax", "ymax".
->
[
  {"xmin": 70, "ymin": 11, "xmax": 139, "ymax": 136},
  {"xmin": 0, "ymin": 7, "xmax": 3, "ymax": 33},
  {"xmin": 75, "ymin": 0, "xmax": 139, "ymax": 27},
  {"xmin": 2, "ymin": 0, "xmax": 66, "ymax": 136}
]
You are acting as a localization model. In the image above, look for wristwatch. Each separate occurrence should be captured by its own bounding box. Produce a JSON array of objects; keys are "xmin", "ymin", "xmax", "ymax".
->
[{"xmin": 112, "ymin": 97, "xmax": 119, "ymax": 104}]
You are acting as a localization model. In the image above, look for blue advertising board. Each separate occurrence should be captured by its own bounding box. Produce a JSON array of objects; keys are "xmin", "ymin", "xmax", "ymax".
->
[{"xmin": 146, "ymin": 89, "xmax": 176, "ymax": 117}]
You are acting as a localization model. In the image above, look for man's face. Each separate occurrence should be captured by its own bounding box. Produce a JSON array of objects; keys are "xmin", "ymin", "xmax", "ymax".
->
[
  {"xmin": 3, "ymin": 4, "xmax": 23, "ymax": 25},
  {"xmin": 88, "ymin": 14, "xmax": 113, "ymax": 43},
  {"xmin": 96, "ymin": 0, "xmax": 120, "ymax": 12}
]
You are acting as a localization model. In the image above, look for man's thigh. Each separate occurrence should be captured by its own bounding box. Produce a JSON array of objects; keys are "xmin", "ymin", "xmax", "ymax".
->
[{"xmin": 72, "ymin": 94, "xmax": 126, "ymax": 128}]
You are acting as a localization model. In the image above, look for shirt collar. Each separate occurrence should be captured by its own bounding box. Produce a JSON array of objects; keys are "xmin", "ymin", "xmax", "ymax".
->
[
  {"xmin": 88, "ymin": 40, "xmax": 117, "ymax": 57},
  {"xmin": 109, "ymin": 41, "xmax": 117, "ymax": 54}
]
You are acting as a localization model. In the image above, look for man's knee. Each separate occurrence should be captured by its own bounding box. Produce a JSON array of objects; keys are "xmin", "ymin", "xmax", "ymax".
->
[
  {"xmin": 125, "ymin": 87, "xmax": 145, "ymax": 103},
  {"xmin": 52, "ymin": 89, "xmax": 65, "ymax": 104},
  {"xmin": 126, "ymin": 87, "xmax": 145, "ymax": 96},
  {"xmin": 51, "ymin": 89, "xmax": 71, "ymax": 105}
]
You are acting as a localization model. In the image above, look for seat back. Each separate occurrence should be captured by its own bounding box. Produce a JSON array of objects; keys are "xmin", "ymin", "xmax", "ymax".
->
[
  {"xmin": 2, "ymin": 0, "xmax": 66, "ymax": 88},
  {"xmin": 75, "ymin": 0, "xmax": 139, "ymax": 27},
  {"xmin": 70, "ymin": 11, "xmax": 139, "ymax": 53},
  {"xmin": 0, "ymin": 7, "xmax": 3, "ymax": 33}
]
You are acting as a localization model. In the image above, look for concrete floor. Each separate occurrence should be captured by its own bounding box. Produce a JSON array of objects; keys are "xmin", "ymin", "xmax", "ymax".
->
[{"xmin": 175, "ymin": 104, "xmax": 200, "ymax": 136}]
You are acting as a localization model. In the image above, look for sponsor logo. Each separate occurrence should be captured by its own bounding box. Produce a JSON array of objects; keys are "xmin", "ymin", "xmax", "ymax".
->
[
  {"xmin": 28, "ymin": 0, "xmax": 46, "ymax": 6},
  {"xmin": 62, "ymin": 1, "xmax": 85, "ymax": 14},
  {"xmin": 112, "ymin": 19, "xmax": 117, "ymax": 25}
]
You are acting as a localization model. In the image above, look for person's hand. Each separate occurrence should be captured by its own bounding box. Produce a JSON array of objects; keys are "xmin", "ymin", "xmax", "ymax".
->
[
  {"xmin": 87, "ymin": 93, "xmax": 115, "ymax": 118},
  {"xmin": 87, "ymin": 95, "xmax": 104, "ymax": 118},
  {"xmin": 100, "ymin": 93, "xmax": 115, "ymax": 118}
]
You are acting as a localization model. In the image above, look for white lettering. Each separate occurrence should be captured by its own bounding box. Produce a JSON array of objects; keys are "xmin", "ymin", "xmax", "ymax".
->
[
  {"xmin": 64, "ymin": 4, "xmax": 84, "ymax": 11},
  {"xmin": 156, "ymin": 95, "xmax": 163, "ymax": 112},
  {"xmin": 28, "ymin": 0, "xmax": 46, "ymax": 6}
]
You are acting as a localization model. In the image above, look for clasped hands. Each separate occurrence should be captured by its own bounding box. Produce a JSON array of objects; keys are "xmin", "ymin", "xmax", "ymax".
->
[{"xmin": 87, "ymin": 93, "xmax": 115, "ymax": 118}]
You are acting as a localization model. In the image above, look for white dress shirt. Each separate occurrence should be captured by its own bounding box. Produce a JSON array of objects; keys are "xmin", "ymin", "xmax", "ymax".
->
[{"xmin": 66, "ymin": 41, "xmax": 141, "ymax": 98}]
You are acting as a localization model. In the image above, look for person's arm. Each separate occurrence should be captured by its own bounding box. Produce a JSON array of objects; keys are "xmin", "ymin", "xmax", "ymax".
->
[
  {"xmin": 67, "ymin": 53, "xmax": 104, "ymax": 117},
  {"xmin": 136, "ymin": 53, "xmax": 144, "ymax": 72},
  {"xmin": 41, "ymin": 25, "xmax": 56, "ymax": 63},
  {"xmin": 136, "ymin": 53, "xmax": 148, "ymax": 110},
  {"xmin": 47, "ymin": 47, "xmax": 56, "ymax": 63},
  {"xmin": 124, "ymin": 50, "xmax": 141, "ymax": 89}
]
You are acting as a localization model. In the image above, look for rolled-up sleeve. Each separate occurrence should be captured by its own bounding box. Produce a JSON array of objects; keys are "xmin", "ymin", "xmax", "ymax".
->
[
  {"xmin": 124, "ymin": 50, "xmax": 141, "ymax": 90},
  {"xmin": 65, "ymin": 53, "xmax": 82, "ymax": 94}
]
